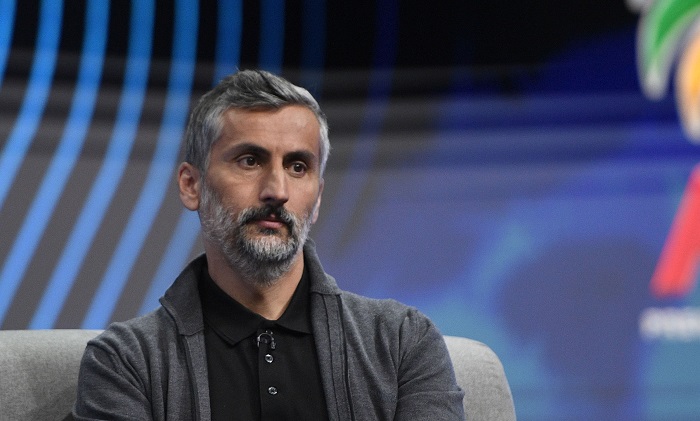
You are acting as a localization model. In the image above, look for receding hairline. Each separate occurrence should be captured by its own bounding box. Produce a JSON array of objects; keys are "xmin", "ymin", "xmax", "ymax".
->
[{"xmin": 212, "ymin": 104, "xmax": 324, "ymax": 148}]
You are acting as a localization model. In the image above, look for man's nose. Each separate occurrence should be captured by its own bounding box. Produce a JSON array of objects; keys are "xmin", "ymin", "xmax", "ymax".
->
[{"xmin": 260, "ymin": 166, "xmax": 289, "ymax": 206}]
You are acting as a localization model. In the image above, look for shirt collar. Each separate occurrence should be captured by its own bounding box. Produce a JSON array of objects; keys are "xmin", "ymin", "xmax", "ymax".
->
[{"xmin": 199, "ymin": 261, "xmax": 313, "ymax": 346}]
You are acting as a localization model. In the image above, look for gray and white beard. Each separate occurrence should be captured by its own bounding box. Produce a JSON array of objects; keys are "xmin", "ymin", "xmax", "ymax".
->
[{"xmin": 198, "ymin": 181, "xmax": 313, "ymax": 287}]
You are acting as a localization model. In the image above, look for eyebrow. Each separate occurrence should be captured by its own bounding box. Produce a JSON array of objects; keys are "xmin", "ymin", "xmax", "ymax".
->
[
  {"xmin": 225, "ymin": 143, "xmax": 269, "ymax": 159},
  {"xmin": 217, "ymin": 142, "xmax": 271, "ymax": 164},
  {"xmin": 285, "ymin": 150, "xmax": 318, "ymax": 166}
]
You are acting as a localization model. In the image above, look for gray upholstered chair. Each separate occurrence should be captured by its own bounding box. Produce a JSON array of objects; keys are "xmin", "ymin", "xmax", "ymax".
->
[
  {"xmin": 444, "ymin": 335, "xmax": 516, "ymax": 420},
  {"xmin": 0, "ymin": 330, "xmax": 515, "ymax": 420},
  {"xmin": 0, "ymin": 330, "xmax": 100, "ymax": 421}
]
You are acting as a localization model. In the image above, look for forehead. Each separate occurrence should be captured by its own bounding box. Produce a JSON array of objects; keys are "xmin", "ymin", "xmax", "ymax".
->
[{"xmin": 215, "ymin": 105, "xmax": 321, "ymax": 152}]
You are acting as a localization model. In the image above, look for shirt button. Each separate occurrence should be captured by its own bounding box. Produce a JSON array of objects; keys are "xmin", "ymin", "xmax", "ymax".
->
[
  {"xmin": 265, "ymin": 354, "xmax": 274, "ymax": 363},
  {"xmin": 268, "ymin": 386, "xmax": 278, "ymax": 395}
]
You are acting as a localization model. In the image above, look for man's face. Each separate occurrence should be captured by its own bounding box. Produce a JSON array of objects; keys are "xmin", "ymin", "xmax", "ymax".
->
[{"xmin": 196, "ymin": 105, "xmax": 324, "ymax": 284}]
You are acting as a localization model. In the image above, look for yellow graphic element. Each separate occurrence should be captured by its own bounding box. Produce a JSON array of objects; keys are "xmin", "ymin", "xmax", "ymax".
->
[{"xmin": 677, "ymin": 29, "xmax": 700, "ymax": 139}]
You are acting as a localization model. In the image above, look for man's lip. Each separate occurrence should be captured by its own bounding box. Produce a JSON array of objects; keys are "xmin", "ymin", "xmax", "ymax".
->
[{"xmin": 253, "ymin": 218, "xmax": 286, "ymax": 230}]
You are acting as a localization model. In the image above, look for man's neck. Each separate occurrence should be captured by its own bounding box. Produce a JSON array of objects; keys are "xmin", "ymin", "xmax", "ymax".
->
[{"xmin": 204, "ymin": 248, "xmax": 304, "ymax": 320}]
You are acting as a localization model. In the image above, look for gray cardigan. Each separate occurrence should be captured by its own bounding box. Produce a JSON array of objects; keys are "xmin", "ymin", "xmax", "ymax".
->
[{"xmin": 74, "ymin": 241, "xmax": 465, "ymax": 420}]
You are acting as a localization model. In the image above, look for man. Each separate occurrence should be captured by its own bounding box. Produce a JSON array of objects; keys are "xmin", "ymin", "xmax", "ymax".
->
[{"xmin": 73, "ymin": 70, "xmax": 465, "ymax": 420}]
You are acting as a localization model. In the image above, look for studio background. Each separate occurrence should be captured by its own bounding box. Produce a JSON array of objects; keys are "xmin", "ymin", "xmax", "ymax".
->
[{"xmin": 1, "ymin": 1, "xmax": 699, "ymax": 419}]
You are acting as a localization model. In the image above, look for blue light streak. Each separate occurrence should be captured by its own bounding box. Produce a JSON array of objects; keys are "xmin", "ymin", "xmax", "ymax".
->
[
  {"xmin": 30, "ymin": 0, "xmax": 155, "ymax": 329},
  {"xmin": 82, "ymin": 0, "xmax": 199, "ymax": 329},
  {"xmin": 0, "ymin": 0, "xmax": 108, "ymax": 326}
]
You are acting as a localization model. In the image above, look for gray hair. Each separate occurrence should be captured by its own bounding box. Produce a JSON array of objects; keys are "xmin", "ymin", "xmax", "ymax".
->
[{"xmin": 183, "ymin": 69, "xmax": 330, "ymax": 175}]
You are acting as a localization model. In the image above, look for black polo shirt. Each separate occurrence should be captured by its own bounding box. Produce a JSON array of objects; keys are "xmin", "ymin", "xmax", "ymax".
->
[{"xmin": 199, "ymin": 263, "xmax": 329, "ymax": 421}]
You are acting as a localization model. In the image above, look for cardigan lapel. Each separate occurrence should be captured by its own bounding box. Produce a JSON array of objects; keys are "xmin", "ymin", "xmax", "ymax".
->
[{"xmin": 311, "ymin": 293, "xmax": 353, "ymax": 421}]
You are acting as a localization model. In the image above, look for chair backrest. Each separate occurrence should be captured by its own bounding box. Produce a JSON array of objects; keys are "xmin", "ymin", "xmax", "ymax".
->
[
  {"xmin": 0, "ymin": 329, "xmax": 100, "ymax": 421},
  {"xmin": 0, "ymin": 330, "xmax": 515, "ymax": 420},
  {"xmin": 443, "ymin": 335, "xmax": 516, "ymax": 420}
]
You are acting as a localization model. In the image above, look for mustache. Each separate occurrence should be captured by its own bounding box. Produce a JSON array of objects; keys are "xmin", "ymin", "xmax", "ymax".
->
[{"xmin": 238, "ymin": 205, "xmax": 296, "ymax": 230}]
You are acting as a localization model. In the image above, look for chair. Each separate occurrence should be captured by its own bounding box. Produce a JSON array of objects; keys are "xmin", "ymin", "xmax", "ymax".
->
[
  {"xmin": 444, "ymin": 335, "xmax": 516, "ymax": 420},
  {"xmin": 0, "ymin": 330, "xmax": 100, "ymax": 421},
  {"xmin": 0, "ymin": 330, "xmax": 515, "ymax": 420}
]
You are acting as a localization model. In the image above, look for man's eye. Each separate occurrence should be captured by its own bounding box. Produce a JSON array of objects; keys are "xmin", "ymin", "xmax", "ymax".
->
[
  {"xmin": 289, "ymin": 162, "xmax": 307, "ymax": 175},
  {"xmin": 238, "ymin": 156, "xmax": 258, "ymax": 167}
]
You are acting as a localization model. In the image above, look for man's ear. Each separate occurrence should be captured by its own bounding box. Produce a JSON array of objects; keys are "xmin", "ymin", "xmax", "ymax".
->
[
  {"xmin": 311, "ymin": 178, "xmax": 324, "ymax": 224},
  {"xmin": 178, "ymin": 162, "xmax": 201, "ymax": 211}
]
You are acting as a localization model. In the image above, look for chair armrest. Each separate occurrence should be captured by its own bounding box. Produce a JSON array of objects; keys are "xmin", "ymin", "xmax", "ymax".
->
[
  {"xmin": 0, "ymin": 329, "xmax": 102, "ymax": 421},
  {"xmin": 443, "ymin": 335, "xmax": 516, "ymax": 420}
]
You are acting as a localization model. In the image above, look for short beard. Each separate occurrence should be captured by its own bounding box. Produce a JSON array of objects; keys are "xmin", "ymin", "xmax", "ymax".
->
[{"xmin": 198, "ymin": 181, "xmax": 313, "ymax": 287}]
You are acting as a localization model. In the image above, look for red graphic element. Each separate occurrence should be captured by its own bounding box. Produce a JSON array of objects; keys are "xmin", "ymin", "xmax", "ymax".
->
[{"xmin": 651, "ymin": 165, "xmax": 700, "ymax": 298}]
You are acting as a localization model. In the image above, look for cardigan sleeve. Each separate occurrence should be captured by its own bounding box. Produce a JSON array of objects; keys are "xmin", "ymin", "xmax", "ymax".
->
[
  {"xmin": 72, "ymin": 339, "xmax": 154, "ymax": 421},
  {"xmin": 393, "ymin": 308, "xmax": 466, "ymax": 421}
]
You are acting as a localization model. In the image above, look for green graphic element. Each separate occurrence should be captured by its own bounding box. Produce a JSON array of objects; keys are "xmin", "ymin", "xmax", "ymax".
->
[{"xmin": 638, "ymin": 0, "xmax": 700, "ymax": 98}]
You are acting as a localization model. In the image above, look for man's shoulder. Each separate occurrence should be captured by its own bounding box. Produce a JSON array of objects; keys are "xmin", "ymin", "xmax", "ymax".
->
[
  {"xmin": 336, "ymin": 289, "xmax": 433, "ymax": 331},
  {"xmin": 339, "ymin": 289, "xmax": 411, "ymax": 312},
  {"xmin": 87, "ymin": 307, "xmax": 177, "ymax": 356}
]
